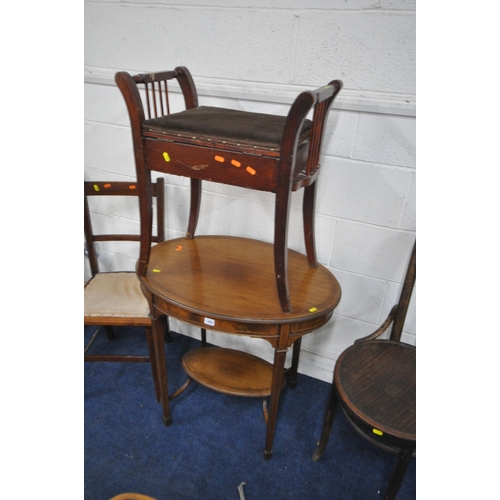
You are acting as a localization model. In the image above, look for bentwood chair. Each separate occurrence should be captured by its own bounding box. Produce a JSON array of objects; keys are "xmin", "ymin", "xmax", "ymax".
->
[
  {"xmin": 312, "ymin": 242, "xmax": 416, "ymax": 500},
  {"xmin": 115, "ymin": 66, "xmax": 342, "ymax": 314},
  {"xmin": 84, "ymin": 178, "xmax": 166, "ymax": 400}
]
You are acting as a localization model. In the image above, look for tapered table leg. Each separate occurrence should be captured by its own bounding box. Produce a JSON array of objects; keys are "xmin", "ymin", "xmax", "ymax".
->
[
  {"xmin": 287, "ymin": 337, "xmax": 302, "ymax": 388},
  {"xmin": 264, "ymin": 325, "xmax": 290, "ymax": 459},
  {"xmin": 264, "ymin": 348, "xmax": 287, "ymax": 459}
]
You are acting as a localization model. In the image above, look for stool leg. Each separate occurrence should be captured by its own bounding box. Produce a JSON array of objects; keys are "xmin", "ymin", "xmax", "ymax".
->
[
  {"xmin": 383, "ymin": 447, "xmax": 413, "ymax": 500},
  {"xmin": 136, "ymin": 169, "xmax": 153, "ymax": 276},
  {"xmin": 274, "ymin": 185, "xmax": 292, "ymax": 313},
  {"xmin": 186, "ymin": 178, "xmax": 202, "ymax": 238},
  {"xmin": 312, "ymin": 382, "xmax": 339, "ymax": 461},
  {"xmin": 302, "ymin": 182, "xmax": 318, "ymax": 268}
]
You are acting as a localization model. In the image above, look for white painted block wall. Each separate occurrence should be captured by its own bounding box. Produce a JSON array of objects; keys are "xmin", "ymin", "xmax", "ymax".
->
[{"xmin": 84, "ymin": 0, "xmax": 416, "ymax": 382}]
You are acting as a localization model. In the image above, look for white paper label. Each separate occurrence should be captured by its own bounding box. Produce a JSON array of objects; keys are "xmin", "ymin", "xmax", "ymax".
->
[{"xmin": 203, "ymin": 317, "xmax": 215, "ymax": 326}]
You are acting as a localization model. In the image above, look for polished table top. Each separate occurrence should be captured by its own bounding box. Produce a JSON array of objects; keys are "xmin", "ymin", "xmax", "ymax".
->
[{"xmin": 141, "ymin": 235, "xmax": 341, "ymax": 343}]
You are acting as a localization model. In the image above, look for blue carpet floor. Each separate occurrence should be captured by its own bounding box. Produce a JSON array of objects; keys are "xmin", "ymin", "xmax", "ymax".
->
[{"xmin": 85, "ymin": 326, "xmax": 416, "ymax": 499}]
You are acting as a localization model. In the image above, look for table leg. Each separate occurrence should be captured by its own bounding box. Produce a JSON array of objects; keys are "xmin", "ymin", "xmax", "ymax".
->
[
  {"xmin": 287, "ymin": 337, "xmax": 302, "ymax": 388},
  {"xmin": 151, "ymin": 313, "xmax": 172, "ymax": 426},
  {"xmin": 264, "ymin": 327, "xmax": 289, "ymax": 459}
]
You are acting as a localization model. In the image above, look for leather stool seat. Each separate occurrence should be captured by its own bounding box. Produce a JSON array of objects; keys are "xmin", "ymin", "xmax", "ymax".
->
[{"xmin": 143, "ymin": 105, "xmax": 312, "ymax": 151}]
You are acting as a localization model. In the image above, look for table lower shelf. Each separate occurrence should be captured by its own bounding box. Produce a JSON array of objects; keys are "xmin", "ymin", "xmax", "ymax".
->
[{"xmin": 182, "ymin": 347, "xmax": 285, "ymax": 397}]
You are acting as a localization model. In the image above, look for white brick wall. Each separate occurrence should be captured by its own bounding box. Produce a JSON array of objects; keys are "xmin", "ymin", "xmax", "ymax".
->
[{"xmin": 84, "ymin": 0, "xmax": 416, "ymax": 382}]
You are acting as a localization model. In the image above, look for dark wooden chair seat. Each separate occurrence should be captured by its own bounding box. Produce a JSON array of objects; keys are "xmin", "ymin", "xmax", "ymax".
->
[
  {"xmin": 313, "ymin": 242, "xmax": 416, "ymax": 500},
  {"xmin": 336, "ymin": 340, "xmax": 416, "ymax": 450}
]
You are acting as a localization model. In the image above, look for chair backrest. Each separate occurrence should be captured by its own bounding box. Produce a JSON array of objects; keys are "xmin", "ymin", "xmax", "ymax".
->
[
  {"xmin": 391, "ymin": 241, "xmax": 416, "ymax": 342},
  {"xmin": 84, "ymin": 178, "xmax": 164, "ymax": 276}
]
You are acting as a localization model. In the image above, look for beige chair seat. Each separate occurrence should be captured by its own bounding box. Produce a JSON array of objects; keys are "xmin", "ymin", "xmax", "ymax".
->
[{"xmin": 85, "ymin": 272, "xmax": 149, "ymax": 319}]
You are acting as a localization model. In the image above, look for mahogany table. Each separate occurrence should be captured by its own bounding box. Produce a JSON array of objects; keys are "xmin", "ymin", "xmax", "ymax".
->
[{"xmin": 141, "ymin": 235, "xmax": 341, "ymax": 459}]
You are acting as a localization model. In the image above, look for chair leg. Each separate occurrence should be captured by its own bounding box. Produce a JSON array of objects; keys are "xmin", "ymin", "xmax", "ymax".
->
[
  {"xmin": 186, "ymin": 178, "xmax": 202, "ymax": 238},
  {"xmin": 312, "ymin": 382, "xmax": 339, "ymax": 461},
  {"xmin": 145, "ymin": 326, "xmax": 161, "ymax": 402},
  {"xmin": 151, "ymin": 315, "xmax": 172, "ymax": 426},
  {"xmin": 383, "ymin": 447, "xmax": 414, "ymax": 500},
  {"xmin": 84, "ymin": 326, "xmax": 103, "ymax": 355},
  {"xmin": 201, "ymin": 328, "xmax": 207, "ymax": 347},
  {"xmin": 302, "ymin": 182, "xmax": 318, "ymax": 268},
  {"xmin": 104, "ymin": 325, "xmax": 116, "ymax": 341}
]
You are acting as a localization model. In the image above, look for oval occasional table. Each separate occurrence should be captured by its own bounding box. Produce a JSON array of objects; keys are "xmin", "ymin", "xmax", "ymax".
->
[{"xmin": 141, "ymin": 235, "xmax": 341, "ymax": 459}]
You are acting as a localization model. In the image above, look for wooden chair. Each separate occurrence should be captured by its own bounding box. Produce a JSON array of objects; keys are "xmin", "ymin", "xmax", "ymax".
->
[
  {"xmin": 84, "ymin": 178, "xmax": 166, "ymax": 400},
  {"xmin": 312, "ymin": 242, "xmax": 416, "ymax": 500},
  {"xmin": 115, "ymin": 66, "xmax": 342, "ymax": 314}
]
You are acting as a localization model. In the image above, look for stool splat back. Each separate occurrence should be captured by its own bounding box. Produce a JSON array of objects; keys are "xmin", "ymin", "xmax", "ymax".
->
[{"xmin": 115, "ymin": 67, "xmax": 342, "ymax": 312}]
